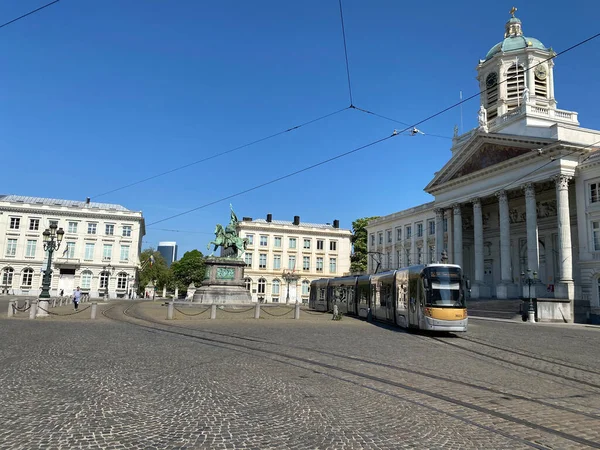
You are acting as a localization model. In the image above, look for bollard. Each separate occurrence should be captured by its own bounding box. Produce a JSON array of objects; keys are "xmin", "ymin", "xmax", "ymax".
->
[
  {"xmin": 210, "ymin": 304, "xmax": 217, "ymax": 320},
  {"xmin": 52, "ymin": 298, "xmax": 56, "ymax": 308},
  {"xmin": 167, "ymin": 301, "xmax": 174, "ymax": 320},
  {"xmin": 294, "ymin": 302, "xmax": 300, "ymax": 320},
  {"xmin": 91, "ymin": 302, "xmax": 97, "ymax": 320},
  {"xmin": 29, "ymin": 301, "xmax": 38, "ymax": 320},
  {"xmin": 7, "ymin": 301, "xmax": 14, "ymax": 318},
  {"xmin": 254, "ymin": 302, "xmax": 260, "ymax": 319}
]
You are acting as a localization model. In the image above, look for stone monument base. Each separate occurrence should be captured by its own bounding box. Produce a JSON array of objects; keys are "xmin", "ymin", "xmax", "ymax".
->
[{"xmin": 193, "ymin": 257, "xmax": 251, "ymax": 304}]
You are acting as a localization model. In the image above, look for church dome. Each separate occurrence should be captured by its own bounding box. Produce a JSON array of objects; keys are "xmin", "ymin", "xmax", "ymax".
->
[{"xmin": 484, "ymin": 8, "xmax": 548, "ymax": 61}]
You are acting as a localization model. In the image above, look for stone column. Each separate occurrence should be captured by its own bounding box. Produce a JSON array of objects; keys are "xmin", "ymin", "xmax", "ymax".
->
[
  {"xmin": 554, "ymin": 175, "xmax": 574, "ymax": 301},
  {"xmin": 523, "ymin": 183, "xmax": 540, "ymax": 274},
  {"xmin": 452, "ymin": 204, "xmax": 463, "ymax": 268},
  {"xmin": 470, "ymin": 198, "xmax": 488, "ymax": 298},
  {"xmin": 434, "ymin": 208, "xmax": 444, "ymax": 262},
  {"xmin": 446, "ymin": 209, "xmax": 454, "ymax": 262},
  {"xmin": 494, "ymin": 190, "xmax": 516, "ymax": 298},
  {"xmin": 411, "ymin": 222, "xmax": 416, "ymax": 266}
]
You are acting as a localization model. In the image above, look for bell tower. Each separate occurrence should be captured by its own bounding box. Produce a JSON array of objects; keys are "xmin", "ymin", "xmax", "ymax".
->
[{"xmin": 476, "ymin": 7, "xmax": 557, "ymax": 122}]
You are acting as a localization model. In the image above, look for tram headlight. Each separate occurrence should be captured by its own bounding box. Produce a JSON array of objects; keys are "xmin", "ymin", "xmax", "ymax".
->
[{"xmin": 424, "ymin": 307, "xmax": 433, "ymax": 317}]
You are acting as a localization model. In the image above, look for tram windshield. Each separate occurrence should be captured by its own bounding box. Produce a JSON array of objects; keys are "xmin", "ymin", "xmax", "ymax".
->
[{"xmin": 424, "ymin": 267, "xmax": 466, "ymax": 308}]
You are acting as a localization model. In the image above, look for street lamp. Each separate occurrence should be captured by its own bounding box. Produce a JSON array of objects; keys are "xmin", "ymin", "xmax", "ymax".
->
[
  {"xmin": 102, "ymin": 263, "xmax": 114, "ymax": 300},
  {"xmin": 282, "ymin": 270, "xmax": 300, "ymax": 304},
  {"xmin": 521, "ymin": 269, "xmax": 537, "ymax": 323},
  {"xmin": 38, "ymin": 223, "xmax": 65, "ymax": 317}
]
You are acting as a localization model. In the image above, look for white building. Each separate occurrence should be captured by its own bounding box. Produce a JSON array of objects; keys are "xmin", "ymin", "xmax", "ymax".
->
[
  {"xmin": 0, "ymin": 195, "xmax": 145, "ymax": 298},
  {"xmin": 237, "ymin": 214, "xmax": 352, "ymax": 303},
  {"xmin": 367, "ymin": 11, "xmax": 600, "ymax": 322}
]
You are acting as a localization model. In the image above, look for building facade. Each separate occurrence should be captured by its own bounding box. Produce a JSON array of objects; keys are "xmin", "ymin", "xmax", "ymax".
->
[
  {"xmin": 0, "ymin": 195, "xmax": 145, "ymax": 298},
  {"xmin": 367, "ymin": 11, "xmax": 600, "ymax": 322},
  {"xmin": 158, "ymin": 241, "xmax": 178, "ymax": 267},
  {"xmin": 237, "ymin": 214, "xmax": 352, "ymax": 303}
]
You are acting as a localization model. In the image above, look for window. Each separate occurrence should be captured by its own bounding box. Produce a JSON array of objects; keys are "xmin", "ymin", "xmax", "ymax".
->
[
  {"xmin": 29, "ymin": 219, "xmax": 39, "ymax": 231},
  {"xmin": 330, "ymin": 241, "xmax": 337, "ymax": 251},
  {"xmin": 329, "ymin": 258, "xmax": 337, "ymax": 273},
  {"xmin": 506, "ymin": 63, "xmax": 525, "ymax": 111},
  {"xmin": 429, "ymin": 245, "xmax": 435, "ymax": 263},
  {"xmin": 370, "ymin": 234, "xmax": 375, "ymax": 246},
  {"xmin": 84, "ymin": 243, "xmax": 95, "ymax": 261},
  {"xmin": 259, "ymin": 254, "xmax": 267, "ymax": 269},
  {"xmin": 6, "ymin": 239, "xmax": 17, "ymax": 257},
  {"xmin": 591, "ymin": 183, "xmax": 600, "ymax": 204},
  {"xmin": 68, "ymin": 222, "xmax": 78, "ymax": 233},
  {"xmin": 244, "ymin": 278, "xmax": 251, "ymax": 291},
  {"xmin": 246, "ymin": 234, "xmax": 254, "ymax": 245},
  {"xmin": 273, "ymin": 254, "xmax": 281, "ymax": 270},
  {"xmin": 302, "ymin": 280, "xmax": 310, "ymax": 295},
  {"xmin": 66, "ymin": 242, "xmax": 76, "ymax": 259},
  {"xmin": 272, "ymin": 297, "xmax": 279, "ymax": 303},
  {"xmin": 99, "ymin": 271, "xmax": 109, "ymax": 289},
  {"xmin": 258, "ymin": 278, "xmax": 266, "ymax": 295},
  {"xmin": 117, "ymin": 273, "xmax": 127, "ymax": 290},
  {"xmin": 378, "ymin": 233, "xmax": 383, "ymax": 245},
  {"xmin": 387, "ymin": 252, "xmax": 392, "ymax": 268},
  {"xmin": 417, "ymin": 247, "xmax": 423, "ymax": 264},
  {"xmin": 87, "ymin": 223, "xmax": 97, "ymax": 235},
  {"xmin": 122, "ymin": 226, "xmax": 132, "ymax": 237},
  {"xmin": 2, "ymin": 268, "xmax": 14, "ymax": 287},
  {"xmin": 593, "ymin": 221, "xmax": 600, "ymax": 251},
  {"xmin": 316, "ymin": 257, "xmax": 323, "ymax": 272},
  {"xmin": 272, "ymin": 279, "xmax": 280, "ymax": 295},
  {"xmin": 81, "ymin": 271, "xmax": 92, "ymax": 289},
  {"xmin": 485, "ymin": 71, "xmax": 499, "ymax": 120},
  {"xmin": 274, "ymin": 236, "xmax": 282, "ymax": 248},
  {"xmin": 303, "ymin": 238, "xmax": 311, "ymax": 249},
  {"xmin": 405, "ymin": 248, "xmax": 411, "ymax": 266},
  {"xmin": 288, "ymin": 255, "xmax": 296, "ymax": 270},
  {"xmin": 443, "ymin": 218, "xmax": 448, "ymax": 232},
  {"xmin": 9, "ymin": 217, "xmax": 20, "ymax": 230},
  {"xmin": 317, "ymin": 240, "xmax": 324, "ymax": 250},
  {"xmin": 25, "ymin": 240, "xmax": 37, "ymax": 258},
  {"xmin": 120, "ymin": 245, "xmax": 130, "ymax": 262},
  {"xmin": 22, "ymin": 268, "xmax": 34, "ymax": 287},
  {"xmin": 289, "ymin": 238, "xmax": 297, "ymax": 249},
  {"xmin": 406, "ymin": 226, "xmax": 412, "ymax": 239},
  {"xmin": 244, "ymin": 252, "xmax": 253, "ymax": 267},
  {"xmin": 49, "ymin": 220, "xmax": 59, "ymax": 228},
  {"xmin": 303, "ymin": 256, "xmax": 310, "ymax": 271},
  {"xmin": 417, "ymin": 223, "xmax": 423, "ymax": 238},
  {"xmin": 260, "ymin": 235, "xmax": 268, "ymax": 246},
  {"xmin": 105, "ymin": 224, "xmax": 114, "ymax": 235},
  {"xmin": 396, "ymin": 228, "xmax": 402, "ymax": 241},
  {"xmin": 396, "ymin": 250, "xmax": 402, "ymax": 268},
  {"xmin": 103, "ymin": 244, "xmax": 112, "ymax": 260},
  {"xmin": 387, "ymin": 230, "xmax": 392, "ymax": 243},
  {"xmin": 429, "ymin": 220, "xmax": 435, "ymax": 236}
]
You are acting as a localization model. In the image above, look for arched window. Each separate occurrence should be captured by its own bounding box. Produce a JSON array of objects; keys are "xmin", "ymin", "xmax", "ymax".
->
[
  {"xmin": 485, "ymin": 71, "xmax": 499, "ymax": 120},
  {"xmin": 117, "ymin": 272, "xmax": 128, "ymax": 290},
  {"xmin": 81, "ymin": 270, "xmax": 92, "ymax": 290},
  {"xmin": 302, "ymin": 280, "xmax": 310, "ymax": 295},
  {"xmin": 2, "ymin": 267, "xmax": 14, "ymax": 290},
  {"xmin": 99, "ymin": 271, "xmax": 109, "ymax": 289},
  {"xmin": 272, "ymin": 279, "xmax": 280, "ymax": 295},
  {"xmin": 258, "ymin": 278, "xmax": 266, "ymax": 294},
  {"xmin": 244, "ymin": 277, "xmax": 252, "ymax": 291},
  {"xmin": 22, "ymin": 268, "xmax": 34, "ymax": 286},
  {"xmin": 506, "ymin": 63, "xmax": 525, "ymax": 110}
]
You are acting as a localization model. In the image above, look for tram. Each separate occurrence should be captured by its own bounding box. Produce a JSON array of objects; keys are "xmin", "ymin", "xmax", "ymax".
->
[{"xmin": 309, "ymin": 264, "xmax": 469, "ymax": 332}]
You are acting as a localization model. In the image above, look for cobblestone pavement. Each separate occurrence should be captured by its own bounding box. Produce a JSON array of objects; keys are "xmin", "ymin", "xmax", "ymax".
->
[{"xmin": 1, "ymin": 301, "xmax": 599, "ymax": 449}]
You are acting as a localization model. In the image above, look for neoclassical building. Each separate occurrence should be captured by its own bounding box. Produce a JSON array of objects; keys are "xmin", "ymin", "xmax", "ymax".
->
[
  {"xmin": 0, "ymin": 195, "xmax": 145, "ymax": 298},
  {"xmin": 367, "ymin": 11, "xmax": 600, "ymax": 322},
  {"xmin": 237, "ymin": 214, "xmax": 351, "ymax": 303}
]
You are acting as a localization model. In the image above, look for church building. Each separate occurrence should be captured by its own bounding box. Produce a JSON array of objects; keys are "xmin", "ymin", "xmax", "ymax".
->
[{"xmin": 366, "ymin": 9, "xmax": 600, "ymax": 323}]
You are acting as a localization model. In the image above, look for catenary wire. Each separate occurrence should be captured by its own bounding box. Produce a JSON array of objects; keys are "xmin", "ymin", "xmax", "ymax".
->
[
  {"xmin": 91, "ymin": 106, "xmax": 350, "ymax": 199},
  {"xmin": 0, "ymin": 0, "xmax": 60, "ymax": 29},
  {"xmin": 338, "ymin": 0, "xmax": 354, "ymax": 106}
]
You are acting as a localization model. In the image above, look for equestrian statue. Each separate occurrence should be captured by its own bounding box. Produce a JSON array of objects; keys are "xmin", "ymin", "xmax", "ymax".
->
[{"xmin": 207, "ymin": 204, "xmax": 248, "ymax": 257}]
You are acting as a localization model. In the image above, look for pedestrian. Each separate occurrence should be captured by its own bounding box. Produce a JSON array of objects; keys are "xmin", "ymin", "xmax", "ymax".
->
[
  {"xmin": 73, "ymin": 286, "xmax": 81, "ymax": 311},
  {"xmin": 60, "ymin": 289, "xmax": 64, "ymax": 297}
]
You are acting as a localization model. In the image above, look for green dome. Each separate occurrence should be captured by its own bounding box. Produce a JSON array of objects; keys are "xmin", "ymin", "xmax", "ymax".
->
[{"xmin": 485, "ymin": 36, "xmax": 547, "ymax": 60}]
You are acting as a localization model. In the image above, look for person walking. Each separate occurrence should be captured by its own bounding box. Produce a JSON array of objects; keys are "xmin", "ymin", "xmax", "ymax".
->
[{"xmin": 73, "ymin": 286, "xmax": 81, "ymax": 311}]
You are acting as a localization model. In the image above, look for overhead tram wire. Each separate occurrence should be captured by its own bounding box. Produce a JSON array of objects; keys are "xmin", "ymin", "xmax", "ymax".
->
[
  {"xmin": 90, "ymin": 106, "xmax": 350, "ymax": 199},
  {"xmin": 0, "ymin": 0, "xmax": 60, "ymax": 29},
  {"xmin": 338, "ymin": 0, "xmax": 354, "ymax": 106},
  {"xmin": 131, "ymin": 30, "xmax": 600, "ymax": 232}
]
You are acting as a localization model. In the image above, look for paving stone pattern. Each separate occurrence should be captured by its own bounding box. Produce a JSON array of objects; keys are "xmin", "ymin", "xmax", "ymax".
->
[{"xmin": 0, "ymin": 301, "xmax": 599, "ymax": 449}]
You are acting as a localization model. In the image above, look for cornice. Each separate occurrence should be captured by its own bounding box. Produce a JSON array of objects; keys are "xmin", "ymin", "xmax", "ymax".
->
[
  {"xmin": 238, "ymin": 224, "xmax": 351, "ymax": 238},
  {"xmin": 0, "ymin": 205, "xmax": 143, "ymax": 222}
]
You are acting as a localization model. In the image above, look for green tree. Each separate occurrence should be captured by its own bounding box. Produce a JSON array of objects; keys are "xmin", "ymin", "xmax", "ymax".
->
[
  {"xmin": 171, "ymin": 249, "xmax": 206, "ymax": 291},
  {"xmin": 350, "ymin": 216, "xmax": 379, "ymax": 273},
  {"xmin": 138, "ymin": 248, "xmax": 170, "ymax": 296}
]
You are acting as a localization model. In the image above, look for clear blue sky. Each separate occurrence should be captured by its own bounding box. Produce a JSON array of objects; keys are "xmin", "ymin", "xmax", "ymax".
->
[{"xmin": 2, "ymin": 1, "xmax": 599, "ymax": 256}]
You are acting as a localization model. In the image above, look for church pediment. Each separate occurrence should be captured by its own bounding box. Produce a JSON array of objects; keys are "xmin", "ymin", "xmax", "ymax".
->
[{"xmin": 446, "ymin": 143, "xmax": 531, "ymax": 182}]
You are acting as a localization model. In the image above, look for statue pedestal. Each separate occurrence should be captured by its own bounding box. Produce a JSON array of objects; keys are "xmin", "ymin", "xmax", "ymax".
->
[{"xmin": 193, "ymin": 257, "xmax": 251, "ymax": 304}]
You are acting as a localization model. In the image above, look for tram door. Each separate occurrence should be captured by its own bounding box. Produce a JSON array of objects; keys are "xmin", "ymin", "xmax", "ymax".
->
[
  {"xmin": 384, "ymin": 284, "xmax": 394, "ymax": 322},
  {"xmin": 408, "ymin": 275, "xmax": 418, "ymax": 327}
]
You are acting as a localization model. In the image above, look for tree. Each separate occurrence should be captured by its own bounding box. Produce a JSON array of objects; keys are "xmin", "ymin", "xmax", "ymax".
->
[
  {"xmin": 350, "ymin": 216, "xmax": 380, "ymax": 273},
  {"xmin": 171, "ymin": 249, "xmax": 206, "ymax": 291},
  {"xmin": 138, "ymin": 248, "xmax": 170, "ymax": 296}
]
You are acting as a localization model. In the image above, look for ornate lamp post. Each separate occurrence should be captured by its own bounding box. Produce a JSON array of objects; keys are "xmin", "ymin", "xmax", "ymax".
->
[
  {"xmin": 38, "ymin": 223, "xmax": 65, "ymax": 317},
  {"xmin": 282, "ymin": 270, "xmax": 300, "ymax": 304},
  {"xmin": 102, "ymin": 263, "xmax": 114, "ymax": 300},
  {"xmin": 521, "ymin": 269, "xmax": 537, "ymax": 323}
]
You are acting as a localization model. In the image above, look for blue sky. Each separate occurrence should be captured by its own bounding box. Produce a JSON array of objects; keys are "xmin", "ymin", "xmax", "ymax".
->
[{"xmin": 2, "ymin": 0, "xmax": 599, "ymax": 256}]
